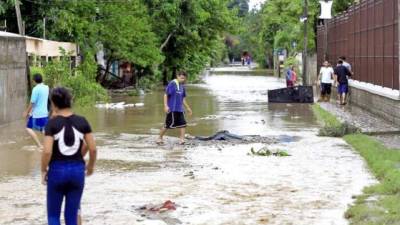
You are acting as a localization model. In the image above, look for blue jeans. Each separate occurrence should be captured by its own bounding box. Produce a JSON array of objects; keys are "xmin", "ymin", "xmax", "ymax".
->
[{"xmin": 47, "ymin": 161, "xmax": 85, "ymax": 225}]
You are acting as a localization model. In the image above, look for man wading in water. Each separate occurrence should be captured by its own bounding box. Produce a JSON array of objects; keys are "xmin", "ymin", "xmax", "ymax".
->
[{"xmin": 157, "ymin": 71, "xmax": 193, "ymax": 145}]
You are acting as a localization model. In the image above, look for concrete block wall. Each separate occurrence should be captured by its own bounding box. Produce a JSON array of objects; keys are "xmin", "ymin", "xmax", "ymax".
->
[
  {"xmin": 349, "ymin": 87, "xmax": 400, "ymax": 127},
  {"xmin": 306, "ymin": 54, "xmax": 318, "ymax": 86},
  {"xmin": 0, "ymin": 33, "xmax": 27, "ymax": 125}
]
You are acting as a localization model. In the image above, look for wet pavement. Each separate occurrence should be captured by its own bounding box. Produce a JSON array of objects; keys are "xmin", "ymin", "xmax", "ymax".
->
[
  {"xmin": 0, "ymin": 68, "xmax": 377, "ymax": 224},
  {"xmin": 374, "ymin": 134, "xmax": 400, "ymax": 150}
]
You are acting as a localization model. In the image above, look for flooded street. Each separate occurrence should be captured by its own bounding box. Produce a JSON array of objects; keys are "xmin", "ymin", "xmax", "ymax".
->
[{"xmin": 0, "ymin": 72, "xmax": 376, "ymax": 225}]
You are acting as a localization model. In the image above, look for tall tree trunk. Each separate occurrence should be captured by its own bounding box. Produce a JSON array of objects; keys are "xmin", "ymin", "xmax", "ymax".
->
[
  {"xmin": 162, "ymin": 65, "xmax": 168, "ymax": 86},
  {"xmin": 159, "ymin": 31, "xmax": 175, "ymax": 51},
  {"xmin": 171, "ymin": 66, "xmax": 177, "ymax": 81},
  {"xmin": 26, "ymin": 53, "xmax": 32, "ymax": 96},
  {"xmin": 102, "ymin": 58, "xmax": 113, "ymax": 85},
  {"xmin": 132, "ymin": 65, "xmax": 138, "ymax": 88}
]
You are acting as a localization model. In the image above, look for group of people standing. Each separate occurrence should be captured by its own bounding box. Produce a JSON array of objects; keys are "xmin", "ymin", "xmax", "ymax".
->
[
  {"xmin": 317, "ymin": 56, "xmax": 353, "ymax": 105},
  {"xmin": 285, "ymin": 65, "xmax": 298, "ymax": 88},
  {"xmin": 241, "ymin": 52, "xmax": 252, "ymax": 66}
]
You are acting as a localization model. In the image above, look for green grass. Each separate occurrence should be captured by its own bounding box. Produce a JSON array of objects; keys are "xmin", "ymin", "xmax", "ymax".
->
[
  {"xmin": 312, "ymin": 104, "xmax": 342, "ymax": 128},
  {"xmin": 344, "ymin": 134, "xmax": 400, "ymax": 225},
  {"xmin": 312, "ymin": 104, "xmax": 359, "ymax": 137},
  {"xmin": 312, "ymin": 104, "xmax": 400, "ymax": 224}
]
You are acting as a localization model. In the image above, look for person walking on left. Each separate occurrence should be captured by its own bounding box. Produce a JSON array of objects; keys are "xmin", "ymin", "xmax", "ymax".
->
[{"xmin": 23, "ymin": 74, "xmax": 49, "ymax": 149}]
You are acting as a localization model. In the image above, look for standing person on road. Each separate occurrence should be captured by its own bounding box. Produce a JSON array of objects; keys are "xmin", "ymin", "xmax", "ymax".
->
[
  {"xmin": 334, "ymin": 60, "xmax": 352, "ymax": 105},
  {"xmin": 23, "ymin": 74, "xmax": 50, "ymax": 149},
  {"xmin": 290, "ymin": 66, "xmax": 297, "ymax": 86},
  {"xmin": 286, "ymin": 66, "xmax": 294, "ymax": 87},
  {"xmin": 42, "ymin": 87, "xmax": 97, "ymax": 225},
  {"xmin": 317, "ymin": 61, "xmax": 334, "ymax": 102},
  {"xmin": 286, "ymin": 66, "xmax": 297, "ymax": 87},
  {"xmin": 339, "ymin": 56, "xmax": 353, "ymax": 74},
  {"xmin": 157, "ymin": 71, "xmax": 193, "ymax": 145}
]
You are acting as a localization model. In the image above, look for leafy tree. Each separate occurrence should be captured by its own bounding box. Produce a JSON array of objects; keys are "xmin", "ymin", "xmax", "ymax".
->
[
  {"xmin": 47, "ymin": 0, "xmax": 162, "ymax": 69},
  {"xmin": 0, "ymin": 0, "xmax": 14, "ymax": 15},
  {"xmin": 42, "ymin": 51, "xmax": 108, "ymax": 106},
  {"xmin": 145, "ymin": 0, "xmax": 236, "ymax": 83},
  {"xmin": 333, "ymin": 0, "xmax": 355, "ymax": 15},
  {"xmin": 2, "ymin": 0, "xmax": 238, "ymax": 89},
  {"xmin": 228, "ymin": 0, "xmax": 249, "ymax": 17}
]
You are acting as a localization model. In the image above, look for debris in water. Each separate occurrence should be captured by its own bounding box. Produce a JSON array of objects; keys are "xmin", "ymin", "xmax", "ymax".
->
[
  {"xmin": 138, "ymin": 200, "xmax": 177, "ymax": 213},
  {"xmin": 184, "ymin": 171, "xmax": 195, "ymax": 179},
  {"xmin": 195, "ymin": 130, "xmax": 243, "ymax": 141},
  {"xmin": 249, "ymin": 147, "xmax": 291, "ymax": 157},
  {"xmin": 95, "ymin": 102, "xmax": 144, "ymax": 109}
]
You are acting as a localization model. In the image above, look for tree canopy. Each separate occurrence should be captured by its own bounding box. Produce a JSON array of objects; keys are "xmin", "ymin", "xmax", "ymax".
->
[
  {"xmin": 145, "ymin": 0, "xmax": 236, "ymax": 81},
  {"xmin": 228, "ymin": 0, "xmax": 249, "ymax": 17},
  {"xmin": 0, "ymin": 0, "xmax": 358, "ymax": 83},
  {"xmin": 44, "ymin": 0, "xmax": 162, "ymax": 68},
  {"xmin": 225, "ymin": 0, "xmax": 357, "ymax": 68}
]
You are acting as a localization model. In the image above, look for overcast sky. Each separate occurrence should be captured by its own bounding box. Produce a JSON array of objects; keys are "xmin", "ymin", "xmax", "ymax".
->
[{"xmin": 249, "ymin": 0, "xmax": 266, "ymax": 10}]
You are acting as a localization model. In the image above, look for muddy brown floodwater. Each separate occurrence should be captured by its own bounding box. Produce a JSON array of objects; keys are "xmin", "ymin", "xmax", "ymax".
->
[{"xmin": 0, "ymin": 71, "xmax": 376, "ymax": 225}]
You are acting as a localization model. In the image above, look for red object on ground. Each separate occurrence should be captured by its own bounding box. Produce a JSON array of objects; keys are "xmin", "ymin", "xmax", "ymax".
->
[{"xmin": 149, "ymin": 200, "xmax": 177, "ymax": 212}]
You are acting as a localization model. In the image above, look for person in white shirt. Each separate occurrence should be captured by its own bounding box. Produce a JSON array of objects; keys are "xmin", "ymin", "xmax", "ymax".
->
[
  {"xmin": 317, "ymin": 60, "xmax": 334, "ymax": 102},
  {"xmin": 319, "ymin": 0, "xmax": 333, "ymax": 19}
]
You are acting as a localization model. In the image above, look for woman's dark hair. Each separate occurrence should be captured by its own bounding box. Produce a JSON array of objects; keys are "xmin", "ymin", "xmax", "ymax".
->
[
  {"xmin": 338, "ymin": 60, "xmax": 344, "ymax": 64},
  {"xmin": 51, "ymin": 87, "xmax": 72, "ymax": 109},
  {"xmin": 177, "ymin": 71, "xmax": 187, "ymax": 77},
  {"xmin": 33, "ymin": 74, "xmax": 43, "ymax": 83}
]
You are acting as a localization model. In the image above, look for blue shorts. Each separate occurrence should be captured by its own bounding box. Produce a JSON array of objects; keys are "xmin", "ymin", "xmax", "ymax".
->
[
  {"xmin": 338, "ymin": 83, "xmax": 349, "ymax": 94},
  {"xmin": 27, "ymin": 116, "xmax": 49, "ymax": 132}
]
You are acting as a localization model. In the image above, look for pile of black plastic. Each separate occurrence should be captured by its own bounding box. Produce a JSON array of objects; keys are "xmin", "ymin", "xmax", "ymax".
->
[{"xmin": 268, "ymin": 86, "xmax": 314, "ymax": 103}]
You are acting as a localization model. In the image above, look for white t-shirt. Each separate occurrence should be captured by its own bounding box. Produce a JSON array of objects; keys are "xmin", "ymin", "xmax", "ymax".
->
[
  {"xmin": 319, "ymin": 67, "xmax": 334, "ymax": 84},
  {"xmin": 319, "ymin": 1, "xmax": 333, "ymax": 19}
]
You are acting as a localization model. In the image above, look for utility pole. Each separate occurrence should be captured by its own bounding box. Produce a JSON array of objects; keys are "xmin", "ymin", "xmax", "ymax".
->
[
  {"xmin": 43, "ymin": 17, "xmax": 46, "ymax": 39},
  {"xmin": 302, "ymin": 0, "xmax": 308, "ymax": 85},
  {"xmin": 324, "ymin": 20, "xmax": 328, "ymax": 60},
  {"xmin": 14, "ymin": 0, "xmax": 24, "ymax": 35}
]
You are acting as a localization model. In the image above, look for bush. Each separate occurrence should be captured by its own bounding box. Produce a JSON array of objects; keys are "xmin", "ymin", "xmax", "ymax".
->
[
  {"xmin": 318, "ymin": 122, "xmax": 360, "ymax": 137},
  {"xmin": 63, "ymin": 73, "xmax": 108, "ymax": 106},
  {"xmin": 137, "ymin": 76, "xmax": 158, "ymax": 91},
  {"xmin": 30, "ymin": 66, "xmax": 44, "ymax": 77},
  {"xmin": 43, "ymin": 59, "xmax": 71, "ymax": 88},
  {"xmin": 40, "ymin": 54, "xmax": 108, "ymax": 106},
  {"xmin": 312, "ymin": 104, "xmax": 360, "ymax": 137}
]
